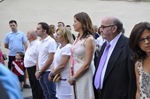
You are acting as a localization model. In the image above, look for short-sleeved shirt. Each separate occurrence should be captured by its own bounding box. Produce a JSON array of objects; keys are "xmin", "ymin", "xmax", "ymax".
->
[
  {"xmin": 24, "ymin": 39, "xmax": 40, "ymax": 68},
  {"xmin": 53, "ymin": 44, "xmax": 73, "ymax": 98},
  {"xmin": 38, "ymin": 36, "xmax": 57, "ymax": 71},
  {"xmin": 4, "ymin": 31, "xmax": 27, "ymax": 56},
  {"xmin": 11, "ymin": 60, "xmax": 24, "ymax": 76},
  {"xmin": 96, "ymin": 36, "xmax": 106, "ymax": 50},
  {"xmin": 53, "ymin": 44, "xmax": 71, "ymax": 78}
]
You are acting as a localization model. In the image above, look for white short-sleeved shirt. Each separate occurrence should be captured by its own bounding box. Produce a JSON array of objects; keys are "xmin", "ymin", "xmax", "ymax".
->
[
  {"xmin": 54, "ymin": 44, "xmax": 71, "ymax": 77},
  {"xmin": 38, "ymin": 36, "xmax": 57, "ymax": 71},
  {"xmin": 53, "ymin": 44, "xmax": 73, "ymax": 98},
  {"xmin": 96, "ymin": 36, "xmax": 106, "ymax": 50},
  {"xmin": 24, "ymin": 39, "xmax": 40, "ymax": 68}
]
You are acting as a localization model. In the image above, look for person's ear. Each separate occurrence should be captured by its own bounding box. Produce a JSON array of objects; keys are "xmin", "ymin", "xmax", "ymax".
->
[
  {"xmin": 43, "ymin": 29, "xmax": 47, "ymax": 34},
  {"xmin": 30, "ymin": 34, "xmax": 33, "ymax": 38},
  {"xmin": 112, "ymin": 25, "xmax": 117, "ymax": 33}
]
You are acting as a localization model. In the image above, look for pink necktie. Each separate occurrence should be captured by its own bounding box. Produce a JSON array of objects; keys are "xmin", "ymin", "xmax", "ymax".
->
[{"xmin": 94, "ymin": 43, "xmax": 111, "ymax": 89}]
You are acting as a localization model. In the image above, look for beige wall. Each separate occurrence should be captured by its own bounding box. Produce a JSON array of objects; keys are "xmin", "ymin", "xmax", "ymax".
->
[{"xmin": 0, "ymin": 0, "xmax": 150, "ymax": 65}]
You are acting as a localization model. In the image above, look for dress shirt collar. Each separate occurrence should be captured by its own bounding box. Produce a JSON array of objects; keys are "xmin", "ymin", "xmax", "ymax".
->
[
  {"xmin": 15, "ymin": 59, "xmax": 22, "ymax": 62},
  {"xmin": 10, "ymin": 30, "xmax": 19, "ymax": 34},
  {"xmin": 41, "ymin": 36, "xmax": 50, "ymax": 42},
  {"xmin": 30, "ymin": 39, "xmax": 39, "ymax": 45}
]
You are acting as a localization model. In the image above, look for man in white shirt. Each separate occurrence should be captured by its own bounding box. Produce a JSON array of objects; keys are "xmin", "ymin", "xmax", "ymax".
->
[
  {"xmin": 35, "ymin": 22, "xmax": 57, "ymax": 99},
  {"xmin": 24, "ymin": 29, "xmax": 44, "ymax": 99}
]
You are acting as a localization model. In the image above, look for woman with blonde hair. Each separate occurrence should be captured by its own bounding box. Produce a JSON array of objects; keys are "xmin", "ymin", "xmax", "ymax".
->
[
  {"xmin": 48, "ymin": 27, "xmax": 74, "ymax": 99},
  {"xmin": 68, "ymin": 12, "xmax": 95, "ymax": 99}
]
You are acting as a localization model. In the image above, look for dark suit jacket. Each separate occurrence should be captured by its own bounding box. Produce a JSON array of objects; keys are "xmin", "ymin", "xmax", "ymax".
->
[{"xmin": 93, "ymin": 34, "xmax": 136, "ymax": 99}]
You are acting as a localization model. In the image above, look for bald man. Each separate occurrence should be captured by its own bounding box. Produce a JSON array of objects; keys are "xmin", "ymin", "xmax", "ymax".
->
[
  {"xmin": 93, "ymin": 16, "xmax": 136, "ymax": 99},
  {"xmin": 24, "ymin": 30, "xmax": 44, "ymax": 99}
]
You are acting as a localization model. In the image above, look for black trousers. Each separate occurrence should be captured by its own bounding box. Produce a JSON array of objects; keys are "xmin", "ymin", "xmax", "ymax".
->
[
  {"xmin": 8, "ymin": 56, "xmax": 16, "ymax": 70},
  {"xmin": 27, "ymin": 66, "xmax": 45, "ymax": 99}
]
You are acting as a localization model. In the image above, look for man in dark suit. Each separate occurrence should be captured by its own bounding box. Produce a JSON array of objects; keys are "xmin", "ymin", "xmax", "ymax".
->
[{"xmin": 93, "ymin": 16, "xmax": 136, "ymax": 99}]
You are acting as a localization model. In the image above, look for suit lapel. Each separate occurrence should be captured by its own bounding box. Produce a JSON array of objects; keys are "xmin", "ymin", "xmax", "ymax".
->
[{"xmin": 104, "ymin": 34, "xmax": 125, "ymax": 81}]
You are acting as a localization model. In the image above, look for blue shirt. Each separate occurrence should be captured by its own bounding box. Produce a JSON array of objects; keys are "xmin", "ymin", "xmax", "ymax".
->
[
  {"xmin": 4, "ymin": 31, "xmax": 27, "ymax": 56},
  {"xmin": 0, "ymin": 63, "xmax": 23, "ymax": 99},
  {"xmin": 95, "ymin": 32, "xmax": 100, "ymax": 39}
]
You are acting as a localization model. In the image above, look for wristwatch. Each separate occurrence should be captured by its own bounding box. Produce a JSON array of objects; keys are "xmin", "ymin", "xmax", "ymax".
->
[
  {"xmin": 39, "ymin": 71, "xmax": 42, "ymax": 75},
  {"xmin": 50, "ymin": 72, "xmax": 55, "ymax": 78}
]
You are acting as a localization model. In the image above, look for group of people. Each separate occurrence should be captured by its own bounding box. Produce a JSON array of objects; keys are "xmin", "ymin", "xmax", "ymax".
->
[{"xmin": 0, "ymin": 12, "xmax": 150, "ymax": 99}]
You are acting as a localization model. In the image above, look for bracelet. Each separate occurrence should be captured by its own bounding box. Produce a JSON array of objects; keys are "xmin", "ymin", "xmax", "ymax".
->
[
  {"xmin": 50, "ymin": 72, "xmax": 55, "ymax": 78},
  {"xmin": 72, "ymin": 76, "xmax": 76, "ymax": 82}
]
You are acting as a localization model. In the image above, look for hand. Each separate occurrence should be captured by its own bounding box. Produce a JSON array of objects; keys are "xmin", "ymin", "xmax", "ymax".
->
[
  {"xmin": 68, "ymin": 76, "xmax": 75, "ymax": 85},
  {"xmin": 96, "ymin": 46, "xmax": 100, "ymax": 52},
  {"xmin": 48, "ymin": 73, "xmax": 53, "ymax": 82},
  {"xmin": 35, "ymin": 71, "xmax": 42, "ymax": 80}
]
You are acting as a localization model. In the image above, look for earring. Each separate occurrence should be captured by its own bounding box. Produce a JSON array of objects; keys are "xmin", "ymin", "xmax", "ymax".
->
[{"xmin": 138, "ymin": 50, "xmax": 141, "ymax": 54}]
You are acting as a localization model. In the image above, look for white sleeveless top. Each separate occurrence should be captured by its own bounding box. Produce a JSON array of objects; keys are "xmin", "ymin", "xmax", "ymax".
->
[{"xmin": 71, "ymin": 35, "xmax": 95, "ymax": 99}]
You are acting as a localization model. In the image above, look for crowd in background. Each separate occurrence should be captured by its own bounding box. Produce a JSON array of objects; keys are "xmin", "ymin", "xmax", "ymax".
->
[{"xmin": 0, "ymin": 12, "xmax": 150, "ymax": 99}]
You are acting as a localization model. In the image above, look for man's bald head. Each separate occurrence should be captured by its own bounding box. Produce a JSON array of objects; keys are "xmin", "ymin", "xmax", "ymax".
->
[
  {"xmin": 100, "ymin": 16, "xmax": 123, "ymax": 42},
  {"xmin": 27, "ymin": 29, "xmax": 37, "ymax": 42},
  {"xmin": 102, "ymin": 16, "xmax": 123, "ymax": 33},
  {"xmin": 28, "ymin": 29, "xmax": 37, "ymax": 39}
]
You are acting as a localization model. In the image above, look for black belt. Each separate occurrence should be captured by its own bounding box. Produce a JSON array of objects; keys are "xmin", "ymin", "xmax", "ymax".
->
[{"xmin": 26, "ymin": 65, "xmax": 36, "ymax": 69}]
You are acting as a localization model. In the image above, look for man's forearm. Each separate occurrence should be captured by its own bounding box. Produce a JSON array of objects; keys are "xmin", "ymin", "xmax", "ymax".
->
[
  {"xmin": 4, "ymin": 44, "xmax": 9, "ymax": 49},
  {"xmin": 40, "ymin": 59, "xmax": 53, "ymax": 72},
  {"xmin": 23, "ymin": 41, "xmax": 28, "ymax": 51}
]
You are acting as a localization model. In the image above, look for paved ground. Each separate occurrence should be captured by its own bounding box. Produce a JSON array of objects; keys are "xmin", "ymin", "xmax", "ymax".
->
[{"xmin": 22, "ymin": 80, "xmax": 33, "ymax": 99}]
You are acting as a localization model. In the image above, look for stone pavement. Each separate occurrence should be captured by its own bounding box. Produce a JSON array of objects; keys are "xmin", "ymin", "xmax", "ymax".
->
[{"xmin": 22, "ymin": 80, "xmax": 33, "ymax": 99}]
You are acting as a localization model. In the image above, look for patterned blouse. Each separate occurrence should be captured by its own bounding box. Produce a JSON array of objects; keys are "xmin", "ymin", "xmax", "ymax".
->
[{"xmin": 138, "ymin": 59, "xmax": 150, "ymax": 99}]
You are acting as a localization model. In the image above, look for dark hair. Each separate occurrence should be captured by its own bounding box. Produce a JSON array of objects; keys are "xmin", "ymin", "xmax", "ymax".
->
[
  {"xmin": 98, "ymin": 27, "xmax": 101, "ymax": 35},
  {"xmin": 56, "ymin": 29, "xmax": 59, "ymax": 32},
  {"xmin": 58, "ymin": 22, "xmax": 65, "ymax": 26},
  {"xmin": 122, "ymin": 28, "xmax": 125, "ymax": 34},
  {"xmin": 16, "ymin": 52, "xmax": 24, "ymax": 58},
  {"xmin": 9, "ymin": 20, "xmax": 17, "ymax": 25},
  {"xmin": 66, "ymin": 25, "xmax": 71, "ymax": 27},
  {"xmin": 74, "ymin": 12, "xmax": 94, "ymax": 39},
  {"xmin": 49, "ymin": 25, "xmax": 55, "ymax": 39},
  {"xmin": 128, "ymin": 22, "xmax": 150, "ymax": 61},
  {"xmin": 112, "ymin": 18, "xmax": 123, "ymax": 33},
  {"xmin": 38, "ymin": 22, "xmax": 49, "ymax": 34}
]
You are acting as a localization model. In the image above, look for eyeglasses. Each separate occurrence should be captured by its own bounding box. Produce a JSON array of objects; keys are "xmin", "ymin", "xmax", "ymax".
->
[
  {"xmin": 138, "ymin": 36, "xmax": 150, "ymax": 44},
  {"xmin": 57, "ymin": 24, "xmax": 63, "ymax": 27},
  {"xmin": 100, "ymin": 25, "xmax": 114, "ymax": 29}
]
